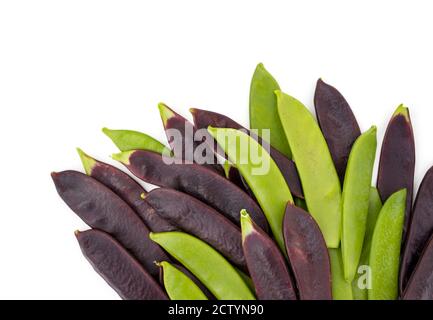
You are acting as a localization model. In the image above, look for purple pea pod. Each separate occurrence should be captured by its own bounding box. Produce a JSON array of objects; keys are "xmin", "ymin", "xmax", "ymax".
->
[{"xmin": 314, "ymin": 79, "xmax": 361, "ymax": 183}]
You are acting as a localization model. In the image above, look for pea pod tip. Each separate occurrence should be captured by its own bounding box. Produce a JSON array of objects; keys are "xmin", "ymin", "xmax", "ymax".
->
[{"xmin": 76, "ymin": 147, "xmax": 96, "ymax": 175}]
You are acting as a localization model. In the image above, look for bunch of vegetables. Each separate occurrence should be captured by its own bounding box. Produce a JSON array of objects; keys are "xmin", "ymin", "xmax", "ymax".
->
[{"xmin": 51, "ymin": 64, "xmax": 433, "ymax": 300}]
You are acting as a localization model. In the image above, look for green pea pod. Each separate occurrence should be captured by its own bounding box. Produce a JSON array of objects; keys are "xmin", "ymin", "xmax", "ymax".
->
[
  {"xmin": 207, "ymin": 127, "xmax": 293, "ymax": 252},
  {"xmin": 369, "ymin": 189, "xmax": 406, "ymax": 300},
  {"xmin": 149, "ymin": 231, "xmax": 255, "ymax": 300},
  {"xmin": 329, "ymin": 248, "xmax": 353, "ymax": 300},
  {"xmin": 159, "ymin": 261, "xmax": 208, "ymax": 300},
  {"xmin": 249, "ymin": 63, "xmax": 291, "ymax": 158},
  {"xmin": 276, "ymin": 90, "xmax": 342, "ymax": 248},
  {"xmin": 102, "ymin": 127, "xmax": 171, "ymax": 155},
  {"xmin": 352, "ymin": 187, "xmax": 382, "ymax": 300},
  {"xmin": 342, "ymin": 126, "xmax": 377, "ymax": 281}
]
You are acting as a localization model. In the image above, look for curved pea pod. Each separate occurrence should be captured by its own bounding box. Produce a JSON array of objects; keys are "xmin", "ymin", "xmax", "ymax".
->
[
  {"xmin": 149, "ymin": 231, "xmax": 255, "ymax": 300},
  {"xmin": 77, "ymin": 149, "xmax": 176, "ymax": 233},
  {"xmin": 283, "ymin": 204, "xmax": 332, "ymax": 300},
  {"xmin": 403, "ymin": 234, "xmax": 433, "ymax": 300},
  {"xmin": 249, "ymin": 63, "xmax": 291, "ymax": 158},
  {"xmin": 159, "ymin": 263, "xmax": 215, "ymax": 300},
  {"xmin": 51, "ymin": 170, "xmax": 170, "ymax": 279},
  {"xmin": 328, "ymin": 248, "xmax": 353, "ymax": 300},
  {"xmin": 314, "ymin": 79, "xmax": 361, "ymax": 183},
  {"xmin": 191, "ymin": 107, "xmax": 304, "ymax": 199},
  {"xmin": 369, "ymin": 189, "xmax": 406, "ymax": 300},
  {"xmin": 112, "ymin": 150, "xmax": 268, "ymax": 232},
  {"xmin": 352, "ymin": 187, "xmax": 382, "ymax": 300},
  {"xmin": 377, "ymin": 105, "xmax": 415, "ymax": 244},
  {"xmin": 400, "ymin": 166, "xmax": 433, "ymax": 291},
  {"xmin": 144, "ymin": 188, "xmax": 246, "ymax": 270},
  {"xmin": 75, "ymin": 229, "xmax": 167, "ymax": 300},
  {"xmin": 208, "ymin": 127, "xmax": 293, "ymax": 252},
  {"xmin": 102, "ymin": 127, "xmax": 171, "ymax": 155},
  {"xmin": 341, "ymin": 126, "xmax": 377, "ymax": 281},
  {"xmin": 158, "ymin": 103, "xmax": 223, "ymax": 175},
  {"xmin": 158, "ymin": 261, "xmax": 208, "ymax": 300},
  {"xmin": 241, "ymin": 210, "xmax": 297, "ymax": 300},
  {"xmin": 223, "ymin": 161, "xmax": 253, "ymax": 194},
  {"xmin": 276, "ymin": 90, "xmax": 342, "ymax": 248}
]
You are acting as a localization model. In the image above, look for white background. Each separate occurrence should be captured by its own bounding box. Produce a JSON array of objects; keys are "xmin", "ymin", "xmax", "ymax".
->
[{"xmin": 1, "ymin": 0, "xmax": 432, "ymax": 299}]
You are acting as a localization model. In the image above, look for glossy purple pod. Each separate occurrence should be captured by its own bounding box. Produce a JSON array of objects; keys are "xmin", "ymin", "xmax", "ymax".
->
[
  {"xmin": 145, "ymin": 188, "xmax": 246, "ymax": 270},
  {"xmin": 314, "ymin": 79, "xmax": 361, "ymax": 183},
  {"xmin": 113, "ymin": 150, "xmax": 269, "ymax": 233},
  {"xmin": 158, "ymin": 103, "xmax": 224, "ymax": 175},
  {"xmin": 241, "ymin": 211, "xmax": 297, "ymax": 300},
  {"xmin": 283, "ymin": 203, "xmax": 332, "ymax": 300},
  {"xmin": 400, "ymin": 166, "xmax": 433, "ymax": 291},
  {"xmin": 377, "ymin": 105, "xmax": 415, "ymax": 245},
  {"xmin": 51, "ymin": 170, "xmax": 170, "ymax": 278},
  {"xmin": 190, "ymin": 108, "xmax": 304, "ymax": 199},
  {"xmin": 76, "ymin": 229, "xmax": 168, "ymax": 300},
  {"xmin": 78, "ymin": 149, "xmax": 176, "ymax": 233},
  {"xmin": 403, "ymin": 233, "xmax": 433, "ymax": 300}
]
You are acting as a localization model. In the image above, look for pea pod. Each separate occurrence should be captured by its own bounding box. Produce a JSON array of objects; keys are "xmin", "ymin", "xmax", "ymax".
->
[
  {"xmin": 241, "ymin": 210, "xmax": 297, "ymax": 300},
  {"xmin": 149, "ymin": 231, "xmax": 255, "ymax": 300},
  {"xmin": 314, "ymin": 79, "xmax": 361, "ymax": 183},
  {"xmin": 329, "ymin": 248, "xmax": 353, "ymax": 300},
  {"xmin": 191, "ymin": 107, "xmax": 304, "ymax": 199},
  {"xmin": 403, "ymin": 234, "xmax": 433, "ymax": 300},
  {"xmin": 352, "ymin": 187, "xmax": 382, "ymax": 300},
  {"xmin": 400, "ymin": 166, "xmax": 433, "ymax": 291},
  {"xmin": 102, "ymin": 127, "xmax": 171, "ymax": 155},
  {"xmin": 341, "ymin": 126, "xmax": 377, "ymax": 281},
  {"xmin": 369, "ymin": 189, "xmax": 406, "ymax": 300},
  {"xmin": 207, "ymin": 127, "xmax": 293, "ymax": 252},
  {"xmin": 276, "ymin": 90, "xmax": 342, "ymax": 248},
  {"xmin": 376, "ymin": 105, "xmax": 415, "ymax": 246},
  {"xmin": 158, "ymin": 261, "xmax": 208, "ymax": 300},
  {"xmin": 77, "ymin": 148, "xmax": 176, "ymax": 233},
  {"xmin": 249, "ymin": 63, "xmax": 291, "ymax": 158}
]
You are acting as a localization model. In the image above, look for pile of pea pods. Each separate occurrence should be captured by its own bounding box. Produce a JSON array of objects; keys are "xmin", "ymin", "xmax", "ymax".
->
[{"xmin": 52, "ymin": 63, "xmax": 433, "ymax": 300}]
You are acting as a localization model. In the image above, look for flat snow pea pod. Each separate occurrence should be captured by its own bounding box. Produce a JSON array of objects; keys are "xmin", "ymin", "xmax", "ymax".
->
[
  {"xmin": 112, "ymin": 150, "xmax": 268, "ymax": 232},
  {"xmin": 369, "ymin": 189, "xmax": 406, "ymax": 300},
  {"xmin": 249, "ymin": 63, "xmax": 291, "ymax": 158},
  {"xmin": 283, "ymin": 204, "xmax": 332, "ymax": 300},
  {"xmin": 158, "ymin": 103, "xmax": 223, "ymax": 175},
  {"xmin": 352, "ymin": 187, "xmax": 382, "ymax": 300},
  {"xmin": 51, "ymin": 170, "xmax": 170, "ymax": 279},
  {"xmin": 328, "ymin": 248, "xmax": 353, "ymax": 300},
  {"xmin": 77, "ymin": 148, "xmax": 176, "ymax": 233},
  {"xmin": 149, "ymin": 232, "xmax": 255, "ymax": 300},
  {"xmin": 191, "ymin": 107, "xmax": 304, "ymax": 199},
  {"xmin": 144, "ymin": 188, "xmax": 246, "ymax": 270},
  {"xmin": 276, "ymin": 90, "xmax": 342, "ymax": 248},
  {"xmin": 314, "ymin": 79, "xmax": 361, "ymax": 183},
  {"xmin": 159, "ymin": 263, "xmax": 215, "ymax": 300},
  {"xmin": 158, "ymin": 261, "xmax": 208, "ymax": 300},
  {"xmin": 208, "ymin": 127, "xmax": 293, "ymax": 252},
  {"xmin": 102, "ymin": 127, "xmax": 171, "ymax": 155},
  {"xmin": 377, "ymin": 105, "xmax": 415, "ymax": 245},
  {"xmin": 75, "ymin": 229, "xmax": 167, "ymax": 300},
  {"xmin": 241, "ymin": 210, "xmax": 297, "ymax": 300},
  {"xmin": 400, "ymin": 166, "xmax": 433, "ymax": 291},
  {"xmin": 403, "ymin": 234, "xmax": 433, "ymax": 300},
  {"xmin": 341, "ymin": 126, "xmax": 377, "ymax": 281}
]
